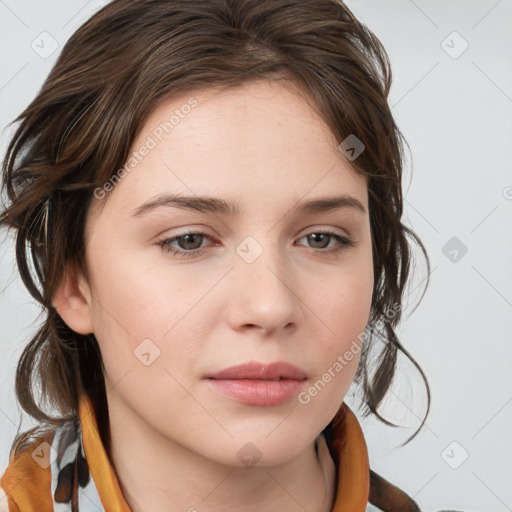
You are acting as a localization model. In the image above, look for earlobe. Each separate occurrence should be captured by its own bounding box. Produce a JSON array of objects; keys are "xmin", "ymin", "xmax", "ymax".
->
[{"xmin": 52, "ymin": 263, "xmax": 94, "ymax": 335}]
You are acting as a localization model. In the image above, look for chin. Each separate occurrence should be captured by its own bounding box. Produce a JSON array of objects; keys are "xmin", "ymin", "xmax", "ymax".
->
[{"xmin": 201, "ymin": 429, "xmax": 316, "ymax": 469}]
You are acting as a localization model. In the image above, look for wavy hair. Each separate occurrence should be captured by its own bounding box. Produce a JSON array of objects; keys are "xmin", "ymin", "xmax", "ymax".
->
[{"xmin": 0, "ymin": 0, "xmax": 430, "ymax": 451}]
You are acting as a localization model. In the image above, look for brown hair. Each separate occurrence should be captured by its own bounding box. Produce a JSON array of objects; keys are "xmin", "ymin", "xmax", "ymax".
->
[{"xmin": 0, "ymin": 0, "xmax": 430, "ymax": 450}]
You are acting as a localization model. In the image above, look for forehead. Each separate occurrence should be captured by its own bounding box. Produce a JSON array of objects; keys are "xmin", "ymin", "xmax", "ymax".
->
[{"xmin": 87, "ymin": 80, "xmax": 368, "ymax": 228}]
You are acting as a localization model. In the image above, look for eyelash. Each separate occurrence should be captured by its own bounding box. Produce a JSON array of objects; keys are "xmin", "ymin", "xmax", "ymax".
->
[{"xmin": 156, "ymin": 229, "xmax": 355, "ymax": 259}]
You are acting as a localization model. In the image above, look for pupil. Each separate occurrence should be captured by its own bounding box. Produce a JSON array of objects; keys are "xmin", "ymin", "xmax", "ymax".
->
[
  {"xmin": 181, "ymin": 234, "xmax": 202, "ymax": 250},
  {"xmin": 310, "ymin": 233, "xmax": 328, "ymax": 248}
]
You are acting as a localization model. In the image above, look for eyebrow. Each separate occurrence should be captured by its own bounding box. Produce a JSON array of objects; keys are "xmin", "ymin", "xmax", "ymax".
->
[{"xmin": 130, "ymin": 193, "xmax": 366, "ymax": 218}]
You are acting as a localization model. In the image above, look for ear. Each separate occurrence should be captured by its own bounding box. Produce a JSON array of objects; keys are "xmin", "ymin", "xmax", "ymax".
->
[{"xmin": 52, "ymin": 262, "xmax": 94, "ymax": 335}]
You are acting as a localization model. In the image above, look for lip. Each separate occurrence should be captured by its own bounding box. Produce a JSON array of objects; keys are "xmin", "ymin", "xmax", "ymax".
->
[
  {"xmin": 204, "ymin": 361, "xmax": 307, "ymax": 406},
  {"xmin": 205, "ymin": 361, "xmax": 308, "ymax": 381}
]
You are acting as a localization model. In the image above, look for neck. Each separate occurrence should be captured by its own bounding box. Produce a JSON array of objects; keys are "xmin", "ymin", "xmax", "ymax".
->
[{"xmin": 106, "ymin": 395, "xmax": 336, "ymax": 512}]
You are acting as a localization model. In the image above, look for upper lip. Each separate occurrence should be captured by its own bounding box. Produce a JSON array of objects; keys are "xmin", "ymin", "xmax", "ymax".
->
[{"xmin": 205, "ymin": 361, "xmax": 307, "ymax": 381}]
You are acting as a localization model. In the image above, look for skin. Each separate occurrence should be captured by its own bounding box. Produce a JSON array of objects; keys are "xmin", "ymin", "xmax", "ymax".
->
[{"xmin": 54, "ymin": 79, "xmax": 374, "ymax": 512}]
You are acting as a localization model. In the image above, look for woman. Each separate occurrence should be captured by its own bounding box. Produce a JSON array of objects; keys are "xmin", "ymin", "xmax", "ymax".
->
[{"xmin": 0, "ymin": 0, "xmax": 431, "ymax": 510}]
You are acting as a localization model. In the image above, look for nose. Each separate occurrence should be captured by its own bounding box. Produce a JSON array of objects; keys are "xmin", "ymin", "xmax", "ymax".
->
[{"xmin": 226, "ymin": 240, "xmax": 301, "ymax": 337}]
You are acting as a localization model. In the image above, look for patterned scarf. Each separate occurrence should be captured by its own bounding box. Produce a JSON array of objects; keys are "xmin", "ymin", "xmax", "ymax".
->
[{"xmin": 1, "ymin": 393, "xmax": 420, "ymax": 511}]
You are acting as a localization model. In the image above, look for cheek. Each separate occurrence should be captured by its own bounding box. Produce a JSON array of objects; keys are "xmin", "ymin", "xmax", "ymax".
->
[
  {"xmin": 84, "ymin": 259, "xmax": 208, "ymax": 391},
  {"xmin": 302, "ymin": 260, "xmax": 372, "ymax": 401},
  {"xmin": 297, "ymin": 289, "xmax": 368, "ymax": 426},
  {"xmin": 86, "ymin": 246, "xmax": 185, "ymax": 334},
  {"xmin": 320, "ymin": 260, "xmax": 374, "ymax": 340}
]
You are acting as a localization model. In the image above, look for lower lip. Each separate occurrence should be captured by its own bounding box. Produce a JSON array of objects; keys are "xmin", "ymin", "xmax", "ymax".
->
[{"xmin": 206, "ymin": 379, "xmax": 305, "ymax": 406}]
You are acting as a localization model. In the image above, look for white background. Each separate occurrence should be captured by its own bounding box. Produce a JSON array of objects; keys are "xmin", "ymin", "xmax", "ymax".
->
[{"xmin": 0, "ymin": 1, "xmax": 511, "ymax": 510}]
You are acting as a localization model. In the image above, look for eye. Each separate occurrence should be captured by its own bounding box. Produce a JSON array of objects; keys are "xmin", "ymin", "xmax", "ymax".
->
[
  {"xmin": 297, "ymin": 230, "xmax": 355, "ymax": 256},
  {"xmin": 157, "ymin": 230, "xmax": 213, "ymax": 258},
  {"xmin": 156, "ymin": 229, "xmax": 355, "ymax": 259}
]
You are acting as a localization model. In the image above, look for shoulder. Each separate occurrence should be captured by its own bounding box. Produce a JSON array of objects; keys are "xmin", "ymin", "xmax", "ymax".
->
[
  {"xmin": 0, "ymin": 426, "xmax": 57, "ymax": 511},
  {"xmin": 0, "ymin": 485, "xmax": 10, "ymax": 512},
  {"xmin": 7, "ymin": 417, "xmax": 79, "ymax": 460},
  {"xmin": 368, "ymin": 469, "xmax": 421, "ymax": 511},
  {"xmin": 0, "ymin": 419, "xmax": 80, "ymax": 511},
  {"xmin": 6, "ymin": 424, "xmax": 57, "ymax": 462}
]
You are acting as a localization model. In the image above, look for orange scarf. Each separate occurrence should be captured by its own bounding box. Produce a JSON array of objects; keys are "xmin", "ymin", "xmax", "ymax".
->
[{"xmin": 1, "ymin": 394, "xmax": 418, "ymax": 511}]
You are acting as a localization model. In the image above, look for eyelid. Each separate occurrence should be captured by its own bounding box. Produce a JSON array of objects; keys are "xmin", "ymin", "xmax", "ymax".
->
[{"xmin": 297, "ymin": 224, "xmax": 352, "ymax": 238}]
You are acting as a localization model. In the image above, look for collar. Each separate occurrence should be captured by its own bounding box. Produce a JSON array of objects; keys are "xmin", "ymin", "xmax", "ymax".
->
[{"xmin": 78, "ymin": 394, "xmax": 131, "ymax": 511}]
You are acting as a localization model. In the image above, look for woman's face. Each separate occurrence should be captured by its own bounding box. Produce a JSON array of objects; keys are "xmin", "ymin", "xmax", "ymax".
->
[{"xmin": 73, "ymin": 79, "xmax": 373, "ymax": 466}]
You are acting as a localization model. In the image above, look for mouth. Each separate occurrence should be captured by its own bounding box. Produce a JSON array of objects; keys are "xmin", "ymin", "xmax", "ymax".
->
[{"xmin": 204, "ymin": 361, "xmax": 307, "ymax": 406}]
